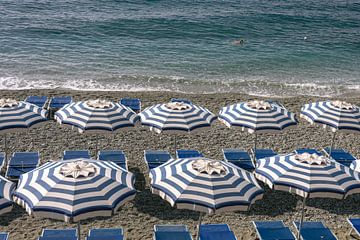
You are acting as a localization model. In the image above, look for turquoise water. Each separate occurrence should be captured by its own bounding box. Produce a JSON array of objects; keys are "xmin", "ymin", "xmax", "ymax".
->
[{"xmin": 1, "ymin": 0, "xmax": 359, "ymax": 96}]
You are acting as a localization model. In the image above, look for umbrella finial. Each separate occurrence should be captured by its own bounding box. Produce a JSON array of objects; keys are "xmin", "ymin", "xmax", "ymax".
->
[
  {"xmin": 331, "ymin": 100, "xmax": 355, "ymax": 110},
  {"xmin": 165, "ymin": 102, "xmax": 191, "ymax": 111},
  {"xmin": 0, "ymin": 98, "xmax": 18, "ymax": 108},
  {"xmin": 192, "ymin": 159, "xmax": 226, "ymax": 175},
  {"xmin": 246, "ymin": 100, "xmax": 272, "ymax": 110},
  {"xmin": 295, "ymin": 153, "xmax": 330, "ymax": 165},
  {"xmin": 60, "ymin": 160, "xmax": 96, "ymax": 178},
  {"xmin": 85, "ymin": 99, "xmax": 113, "ymax": 109}
]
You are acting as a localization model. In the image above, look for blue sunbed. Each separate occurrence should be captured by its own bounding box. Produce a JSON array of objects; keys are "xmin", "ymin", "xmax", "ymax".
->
[
  {"xmin": 293, "ymin": 221, "xmax": 337, "ymax": 240},
  {"xmin": 199, "ymin": 224, "xmax": 236, "ymax": 240},
  {"xmin": 176, "ymin": 150, "xmax": 203, "ymax": 159},
  {"xmin": 0, "ymin": 153, "xmax": 4, "ymax": 170},
  {"xmin": 41, "ymin": 229, "xmax": 77, "ymax": 238},
  {"xmin": 8, "ymin": 152, "xmax": 40, "ymax": 167},
  {"xmin": 120, "ymin": 98, "xmax": 141, "ymax": 112},
  {"xmin": 6, "ymin": 166, "xmax": 37, "ymax": 179},
  {"xmin": 223, "ymin": 149, "xmax": 255, "ymax": 171},
  {"xmin": 252, "ymin": 149, "xmax": 277, "ymax": 160},
  {"xmin": 49, "ymin": 96, "xmax": 73, "ymax": 109},
  {"xmin": 87, "ymin": 228, "xmax": 123, "ymax": 240},
  {"xmin": 25, "ymin": 96, "xmax": 48, "ymax": 108},
  {"xmin": 154, "ymin": 225, "xmax": 192, "ymax": 240},
  {"xmin": 38, "ymin": 237, "xmax": 78, "ymax": 240},
  {"xmin": 253, "ymin": 221, "xmax": 296, "ymax": 240},
  {"xmin": 63, "ymin": 150, "xmax": 91, "ymax": 160},
  {"xmin": 348, "ymin": 218, "xmax": 360, "ymax": 237},
  {"xmin": 98, "ymin": 150, "xmax": 127, "ymax": 170},
  {"xmin": 323, "ymin": 148, "xmax": 356, "ymax": 167},
  {"xmin": 0, "ymin": 233, "xmax": 8, "ymax": 240},
  {"xmin": 144, "ymin": 150, "xmax": 172, "ymax": 170},
  {"xmin": 294, "ymin": 149, "xmax": 322, "ymax": 156},
  {"xmin": 171, "ymin": 98, "xmax": 192, "ymax": 105}
]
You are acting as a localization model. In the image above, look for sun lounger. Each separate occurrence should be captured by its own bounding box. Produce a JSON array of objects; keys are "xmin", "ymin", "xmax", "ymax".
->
[
  {"xmin": 199, "ymin": 224, "xmax": 237, "ymax": 240},
  {"xmin": 0, "ymin": 233, "xmax": 8, "ymax": 240},
  {"xmin": 98, "ymin": 150, "xmax": 127, "ymax": 170},
  {"xmin": 154, "ymin": 225, "xmax": 192, "ymax": 240},
  {"xmin": 87, "ymin": 228, "xmax": 124, "ymax": 240},
  {"xmin": 25, "ymin": 96, "xmax": 48, "ymax": 108},
  {"xmin": 120, "ymin": 98, "xmax": 141, "ymax": 113},
  {"xmin": 176, "ymin": 150, "xmax": 203, "ymax": 159},
  {"xmin": 144, "ymin": 150, "xmax": 172, "ymax": 170},
  {"xmin": 251, "ymin": 149, "xmax": 277, "ymax": 160},
  {"xmin": 0, "ymin": 153, "xmax": 4, "ymax": 170},
  {"xmin": 323, "ymin": 148, "xmax": 356, "ymax": 167},
  {"xmin": 63, "ymin": 150, "xmax": 91, "ymax": 160},
  {"xmin": 253, "ymin": 221, "xmax": 296, "ymax": 240},
  {"xmin": 6, "ymin": 152, "xmax": 40, "ymax": 179},
  {"xmin": 222, "ymin": 149, "xmax": 255, "ymax": 171},
  {"xmin": 41, "ymin": 229, "xmax": 77, "ymax": 238},
  {"xmin": 293, "ymin": 221, "xmax": 337, "ymax": 240},
  {"xmin": 294, "ymin": 149, "xmax": 322, "ymax": 156},
  {"xmin": 38, "ymin": 237, "xmax": 78, "ymax": 240},
  {"xmin": 171, "ymin": 98, "xmax": 193, "ymax": 105},
  {"xmin": 348, "ymin": 218, "xmax": 360, "ymax": 237},
  {"xmin": 48, "ymin": 96, "xmax": 73, "ymax": 119}
]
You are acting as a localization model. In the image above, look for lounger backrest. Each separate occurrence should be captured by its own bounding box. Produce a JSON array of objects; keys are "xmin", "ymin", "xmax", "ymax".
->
[
  {"xmin": 9, "ymin": 152, "xmax": 40, "ymax": 166},
  {"xmin": 154, "ymin": 225, "xmax": 188, "ymax": 232},
  {"xmin": 170, "ymin": 98, "xmax": 192, "ymax": 105},
  {"xmin": 253, "ymin": 149, "xmax": 277, "ymax": 159},
  {"xmin": 223, "ymin": 149, "xmax": 251, "ymax": 161},
  {"xmin": 25, "ymin": 96, "xmax": 48, "ymax": 108},
  {"xmin": 348, "ymin": 218, "xmax": 360, "ymax": 235},
  {"xmin": 154, "ymin": 231, "xmax": 192, "ymax": 240},
  {"xmin": 176, "ymin": 150, "xmax": 203, "ymax": 159},
  {"xmin": 0, "ymin": 233, "xmax": 8, "ymax": 240},
  {"xmin": 98, "ymin": 151, "xmax": 126, "ymax": 162},
  {"xmin": 89, "ymin": 228, "xmax": 123, "ymax": 237},
  {"xmin": 293, "ymin": 221, "xmax": 325, "ymax": 229},
  {"xmin": 49, "ymin": 96, "xmax": 73, "ymax": 108},
  {"xmin": 63, "ymin": 150, "xmax": 90, "ymax": 160},
  {"xmin": 42, "ymin": 229, "xmax": 77, "ymax": 237},
  {"xmin": 145, "ymin": 151, "xmax": 172, "ymax": 162},
  {"xmin": 199, "ymin": 224, "xmax": 230, "ymax": 232},
  {"xmin": 253, "ymin": 221, "xmax": 295, "ymax": 240},
  {"xmin": 120, "ymin": 98, "xmax": 141, "ymax": 111}
]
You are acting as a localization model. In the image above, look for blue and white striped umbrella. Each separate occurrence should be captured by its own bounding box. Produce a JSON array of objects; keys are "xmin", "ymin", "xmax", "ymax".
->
[
  {"xmin": 13, "ymin": 159, "xmax": 136, "ymax": 222},
  {"xmin": 139, "ymin": 102, "xmax": 216, "ymax": 134},
  {"xmin": 150, "ymin": 157, "xmax": 263, "ymax": 214},
  {"xmin": 55, "ymin": 99, "xmax": 139, "ymax": 133},
  {"xmin": 300, "ymin": 100, "xmax": 360, "ymax": 133},
  {"xmin": 0, "ymin": 175, "xmax": 15, "ymax": 215},
  {"xmin": 255, "ymin": 153, "xmax": 360, "ymax": 199},
  {"xmin": 0, "ymin": 99, "xmax": 48, "ymax": 133},
  {"xmin": 350, "ymin": 160, "xmax": 360, "ymax": 172},
  {"xmin": 219, "ymin": 100, "xmax": 297, "ymax": 133}
]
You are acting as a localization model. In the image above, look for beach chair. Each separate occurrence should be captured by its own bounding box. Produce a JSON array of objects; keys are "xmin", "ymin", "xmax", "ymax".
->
[
  {"xmin": 199, "ymin": 224, "xmax": 237, "ymax": 240},
  {"xmin": 323, "ymin": 147, "xmax": 356, "ymax": 167},
  {"xmin": 176, "ymin": 150, "xmax": 203, "ymax": 159},
  {"xmin": 0, "ymin": 233, "xmax": 8, "ymax": 240},
  {"xmin": 253, "ymin": 221, "xmax": 296, "ymax": 240},
  {"xmin": 251, "ymin": 149, "xmax": 277, "ymax": 160},
  {"xmin": 120, "ymin": 98, "xmax": 141, "ymax": 113},
  {"xmin": 25, "ymin": 96, "xmax": 48, "ymax": 108},
  {"xmin": 154, "ymin": 224, "xmax": 192, "ymax": 240},
  {"xmin": 171, "ymin": 98, "xmax": 193, "ymax": 105},
  {"xmin": 294, "ymin": 149, "xmax": 323, "ymax": 156},
  {"xmin": 48, "ymin": 96, "xmax": 73, "ymax": 119},
  {"xmin": 144, "ymin": 150, "xmax": 172, "ymax": 170},
  {"xmin": 6, "ymin": 152, "xmax": 40, "ymax": 180},
  {"xmin": 222, "ymin": 149, "xmax": 255, "ymax": 171},
  {"xmin": 63, "ymin": 150, "xmax": 91, "ymax": 160},
  {"xmin": 293, "ymin": 221, "xmax": 337, "ymax": 240},
  {"xmin": 98, "ymin": 150, "xmax": 128, "ymax": 170},
  {"xmin": 40, "ymin": 229, "xmax": 78, "ymax": 239},
  {"xmin": 348, "ymin": 218, "xmax": 360, "ymax": 237},
  {"xmin": 87, "ymin": 228, "xmax": 124, "ymax": 240},
  {"xmin": 0, "ymin": 153, "xmax": 4, "ymax": 171}
]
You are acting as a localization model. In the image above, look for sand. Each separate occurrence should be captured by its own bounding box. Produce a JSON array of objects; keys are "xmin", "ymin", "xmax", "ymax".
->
[{"xmin": 0, "ymin": 89, "xmax": 359, "ymax": 240}]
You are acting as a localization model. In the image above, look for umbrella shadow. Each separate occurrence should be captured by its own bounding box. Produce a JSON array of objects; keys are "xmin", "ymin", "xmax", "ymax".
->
[
  {"xmin": 305, "ymin": 194, "xmax": 360, "ymax": 215},
  {"xmin": 0, "ymin": 205, "xmax": 27, "ymax": 226}
]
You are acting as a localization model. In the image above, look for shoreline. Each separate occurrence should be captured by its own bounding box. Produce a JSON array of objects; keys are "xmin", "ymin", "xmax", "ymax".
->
[{"xmin": 0, "ymin": 89, "xmax": 359, "ymax": 240}]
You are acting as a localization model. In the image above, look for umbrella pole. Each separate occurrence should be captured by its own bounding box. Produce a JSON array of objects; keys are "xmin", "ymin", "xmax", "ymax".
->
[
  {"xmin": 77, "ymin": 221, "xmax": 81, "ymax": 240},
  {"xmin": 4, "ymin": 133, "xmax": 8, "ymax": 166},
  {"xmin": 297, "ymin": 197, "xmax": 307, "ymax": 239},
  {"xmin": 95, "ymin": 135, "xmax": 99, "ymax": 157},
  {"xmin": 329, "ymin": 131, "xmax": 337, "ymax": 155},
  {"xmin": 174, "ymin": 135, "xmax": 177, "ymax": 158},
  {"xmin": 253, "ymin": 132, "xmax": 258, "ymax": 161},
  {"xmin": 196, "ymin": 212, "xmax": 203, "ymax": 240}
]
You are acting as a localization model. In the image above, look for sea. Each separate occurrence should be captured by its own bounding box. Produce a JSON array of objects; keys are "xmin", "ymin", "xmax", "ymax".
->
[{"xmin": 1, "ymin": 0, "xmax": 359, "ymax": 97}]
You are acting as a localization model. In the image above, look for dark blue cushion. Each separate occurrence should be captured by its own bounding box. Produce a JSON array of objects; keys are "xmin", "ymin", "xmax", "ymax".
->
[
  {"xmin": 154, "ymin": 231, "xmax": 192, "ymax": 240},
  {"xmin": 200, "ymin": 231, "xmax": 236, "ymax": 240}
]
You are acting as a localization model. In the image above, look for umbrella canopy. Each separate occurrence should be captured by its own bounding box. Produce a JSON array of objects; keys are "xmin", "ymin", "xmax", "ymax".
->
[
  {"xmin": 13, "ymin": 159, "xmax": 136, "ymax": 222},
  {"xmin": 350, "ymin": 160, "xmax": 360, "ymax": 172},
  {"xmin": 150, "ymin": 157, "xmax": 263, "ymax": 214},
  {"xmin": 139, "ymin": 102, "xmax": 216, "ymax": 134},
  {"xmin": 218, "ymin": 100, "xmax": 297, "ymax": 133},
  {"xmin": 54, "ymin": 99, "xmax": 139, "ymax": 133},
  {"xmin": 0, "ymin": 175, "xmax": 15, "ymax": 215},
  {"xmin": 255, "ymin": 153, "xmax": 360, "ymax": 199},
  {"xmin": 0, "ymin": 98, "xmax": 48, "ymax": 133},
  {"xmin": 300, "ymin": 100, "xmax": 360, "ymax": 133}
]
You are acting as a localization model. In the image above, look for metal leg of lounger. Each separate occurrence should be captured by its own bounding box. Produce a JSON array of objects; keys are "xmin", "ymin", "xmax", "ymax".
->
[
  {"xmin": 297, "ymin": 197, "xmax": 307, "ymax": 240},
  {"xmin": 329, "ymin": 131, "xmax": 337, "ymax": 156}
]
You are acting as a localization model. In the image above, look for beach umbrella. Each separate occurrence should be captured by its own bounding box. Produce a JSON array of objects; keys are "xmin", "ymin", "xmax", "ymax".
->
[
  {"xmin": 0, "ymin": 175, "xmax": 15, "ymax": 215},
  {"xmin": 219, "ymin": 100, "xmax": 297, "ymax": 158},
  {"xmin": 255, "ymin": 152, "xmax": 360, "ymax": 238},
  {"xmin": 150, "ymin": 157, "xmax": 263, "ymax": 239},
  {"xmin": 350, "ymin": 160, "xmax": 360, "ymax": 172},
  {"xmin": 139, "ymin": 101, "xmax": 216, "ymax": 155},
  {"xmin": 0, "ymin": 98, "xmax": 48, "ymax": 164},
  {"xmin": 300, "ymin": 100, "xmax": 360, "ymax": 153},
  {"xmin": 55, "ymin": 99, "xmax": 139, "ymax": 154}
]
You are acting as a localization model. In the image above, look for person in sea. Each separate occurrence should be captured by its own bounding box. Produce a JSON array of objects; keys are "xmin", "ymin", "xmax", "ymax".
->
[{"xmin": 232, "ymin": 39, "xmax": 245, "ymax": 45}]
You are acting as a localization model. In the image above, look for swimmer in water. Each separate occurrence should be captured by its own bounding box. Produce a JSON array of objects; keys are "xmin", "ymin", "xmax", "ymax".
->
[{"xmin": 232, "ymin": 39, "xmax": 245, "ymax": 45}]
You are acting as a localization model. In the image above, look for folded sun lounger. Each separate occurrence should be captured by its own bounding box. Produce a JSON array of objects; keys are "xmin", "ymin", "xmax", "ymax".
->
[
  {"xmin": 154, "ymin": 224, "xmax": 192, "ymax": 240},
  {"xmin": 120, "ymin": 98, "xmax": 141, "ymax": 113},
  {"xmin": 252, "ymin": 149, "xmax": 277, "ymax": 160},
  {"xmin": 144, "ymin": 150, "xmax": 172, "ymax": 170},
  {"xmin": 63, "ymin": 150, "xmax": 91, "ymax": 160},
  {"xmin": 293, "ymin": 221, "xmax": 337, "ymax": 240},
  {"xmin": 223, "ymin": 148, "xmax": 255, "ymax": 171},
  {"xmin": 0, "ymin": 232, "xmax": 9, "ymax": 240},
  {"xmin": 253, "ymin": 221, "xmax": 295, "ymax": 240},
  {"xmin": 199, "ymin": 224, "xmax": 237, "ymax": 240},
  {"xmin": 323, "ymin": 148, "xmax": 356, "ymax": 167},
  {"xmin": 171, "ymin": 98, "xmax": 193, "ymax": 105},
  {"xmin": 348, "ymin": 218, "xmax": 360, "ymax": 237},
  {"xmin": 25, "ymin": 96, "xmax": 48, "ymax": 108},
  {"xmin": 87, "ymin": 228, "xmax": 124, "ymax": 240},
  {"xmin": 294, "ymin": 149, "xmax": 322, "ymax": 156},
  {"xmin": 176, "ymin": 149, "xmax": 203, "ymax": 159},
  {"xmin": 98, "ymin": 150, "xmax": 128, "ymax": 170}
]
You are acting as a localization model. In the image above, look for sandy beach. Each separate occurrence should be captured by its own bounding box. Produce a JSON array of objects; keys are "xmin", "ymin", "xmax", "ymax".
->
[{"xmin": 0, "ymin": 89, "xmax": 359, "ymax": 240}]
